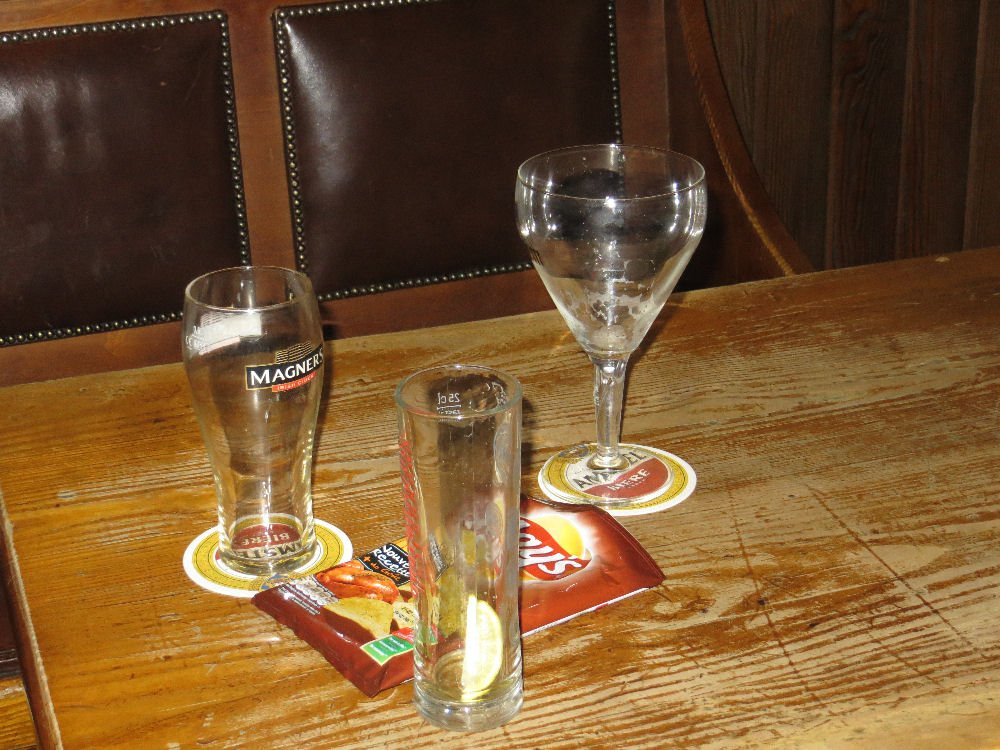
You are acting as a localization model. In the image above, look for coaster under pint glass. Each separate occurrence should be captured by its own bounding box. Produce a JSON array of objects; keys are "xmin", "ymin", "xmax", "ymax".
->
[
  {"xmin": 396, "ymin": 365, "xmax": 524, "ymax": 732},
  {"xmin": 182, "ymin": 266, "xmax": 324, "ymax": 576}
]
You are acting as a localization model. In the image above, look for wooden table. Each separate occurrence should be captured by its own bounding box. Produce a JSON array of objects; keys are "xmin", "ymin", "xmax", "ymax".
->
[{"xmin": 1, "ymin": 249, "xmax": 999, "ymax": 749}]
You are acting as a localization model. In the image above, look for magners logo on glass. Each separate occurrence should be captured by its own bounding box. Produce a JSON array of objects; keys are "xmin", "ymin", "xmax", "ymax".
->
[
  {"xmin": 519, "ymin": 514, "xmax": 592, "ymax": 581},
  {"xmin": 245, "ymin": 343, "xmax": 323, "ymax": 392}
]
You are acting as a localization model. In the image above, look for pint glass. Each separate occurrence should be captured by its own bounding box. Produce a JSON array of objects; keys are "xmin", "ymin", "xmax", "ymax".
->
[
  {"xmin": 396, "ymin": 365, "xmax": 524, "ymax": 732},
  {"xmin": 182, "ymin": 266, "xmax": 324, "ymax": 576}
]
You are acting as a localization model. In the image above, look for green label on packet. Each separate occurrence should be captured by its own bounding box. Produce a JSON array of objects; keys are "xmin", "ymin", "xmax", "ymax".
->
[{"xmin": 360, "ymin": 631, "xmax": 414, "ymax": 665}]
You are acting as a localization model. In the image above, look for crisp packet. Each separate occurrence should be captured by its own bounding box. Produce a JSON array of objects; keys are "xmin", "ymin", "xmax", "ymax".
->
[{"xmin": 252, "ymin": 495, "xmax": 664, "ymax": 696}]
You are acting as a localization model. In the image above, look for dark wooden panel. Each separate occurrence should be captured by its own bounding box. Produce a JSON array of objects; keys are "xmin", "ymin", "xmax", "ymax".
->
[
  {"xmin": 0, "ymin": 582, "xmax": 18, "ymax": 680},
  {"xmin": 665, "ymin": 0, "xmax": 813, "ymax": 288},
  {"xmin": 703, "ymin": 0, "xmax": 757, "ymax": 145},
  {"xmin": 753, "ymin": 1, "xmax": 832, "ymax": 270},
  {"xmin": 708, "ymin": 1, "xmax": 991, "ymax": 270},
  {"xmin": 708, "ymin": 0, "xmax": 834, "ymax": 271},
  {"xmin": 895, "ymin": 1, "xmax": 979, "ymax": 258},
  {"xmin": 965, "ymin": 0, "xmax": 1000, "ymax": 249},
  {"xmin": 826, "ymin": 0, "xmax": 909, "ymax": 268}
]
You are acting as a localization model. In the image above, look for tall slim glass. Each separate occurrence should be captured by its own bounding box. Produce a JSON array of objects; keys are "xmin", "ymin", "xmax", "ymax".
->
[
  {"xmin": 182, "ymin": 266, "xmax": 324, "ymax": 576},
  {"xmin": 396, "ymin": 365, "xmax": 524, "ymax": 732}
]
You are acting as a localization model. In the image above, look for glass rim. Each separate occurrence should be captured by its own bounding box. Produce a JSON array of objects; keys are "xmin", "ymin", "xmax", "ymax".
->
[
  {"xmin": 395, "ymin": 364, "xmax": 523, "ymax": 420},
  {"xmin": 516, "ymin": 143, "xmax": 706, "ymax": 202},
  {"xmin": 184, "ymin": 265, "xmax": 314, "ymax": 313}
]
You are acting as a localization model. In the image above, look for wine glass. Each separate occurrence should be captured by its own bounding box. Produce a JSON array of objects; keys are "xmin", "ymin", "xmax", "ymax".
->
[{"xmin": 515, "ymin": 144, "xmax": 706, "ymax": 510}]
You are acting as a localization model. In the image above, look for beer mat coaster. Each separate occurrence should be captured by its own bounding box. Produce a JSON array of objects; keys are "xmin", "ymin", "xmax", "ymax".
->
[
  {"xmin": 183, "ymin": 520, "xmax": 352, "ymax": 598},
  {"xmin": 537, "ymin": 443, "xmax": 696, "ymax": 517}
]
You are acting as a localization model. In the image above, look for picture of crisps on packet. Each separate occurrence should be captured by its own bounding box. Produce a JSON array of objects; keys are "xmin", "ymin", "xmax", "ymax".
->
[
  {"xmin": 253, "ymin": 495, "xmax": 663, "ymax": 697},
  {"xmin": 314, "ymin": 560, "xmax": 416, "ymax": 640}
]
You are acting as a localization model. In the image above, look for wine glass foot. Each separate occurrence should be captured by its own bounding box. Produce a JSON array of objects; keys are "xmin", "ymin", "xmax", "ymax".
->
[
  {"xmin": 585, "ymin": 452, "xmax": 632, "ymax": 473},
  {"xmin": 537, "ymin": 443, "xmax": 697, "ymax": 516}
]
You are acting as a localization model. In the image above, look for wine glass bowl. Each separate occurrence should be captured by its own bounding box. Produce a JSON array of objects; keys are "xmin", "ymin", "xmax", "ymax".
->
[{"xmin": 516, "ymin": 144, "xmax": 706, "ymax": 509}]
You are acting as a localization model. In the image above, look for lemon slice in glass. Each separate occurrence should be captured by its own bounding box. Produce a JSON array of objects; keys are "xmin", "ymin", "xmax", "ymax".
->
[{"xmin": 460, "ymin": 595, "xmax": 504, "ymax": 698}]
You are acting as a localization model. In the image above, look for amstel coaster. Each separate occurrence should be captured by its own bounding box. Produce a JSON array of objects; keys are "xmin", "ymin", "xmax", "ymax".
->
[
  {"xmin": 537, "ymin": 443, "xmax": 696, "ymax": 517},
  {"xmin": 183, "ymin": 519, "xmax": 352, "ymax": 598}
]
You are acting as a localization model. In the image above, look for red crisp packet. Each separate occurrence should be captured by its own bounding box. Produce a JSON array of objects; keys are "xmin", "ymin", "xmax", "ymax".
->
[
  {"xmin": 252, "ymin": 495, "xmax": 664, "ymax": 696},
  {"xmin": 518, "ymin": 496, "xmax": 664, "ymax": 633}
]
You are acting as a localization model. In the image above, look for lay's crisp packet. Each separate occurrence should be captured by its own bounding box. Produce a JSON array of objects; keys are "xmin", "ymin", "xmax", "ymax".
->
[{"xmin": 252, "ymin": 495, "xmax": 664, "ymax": 696}]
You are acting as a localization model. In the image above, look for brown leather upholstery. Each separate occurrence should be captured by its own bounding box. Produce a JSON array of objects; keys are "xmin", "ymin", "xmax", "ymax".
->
[
  {"xmin": 0, "ymin": 12, "xmax": 249, "ymax": 348},
  {"xmin": 275, "ymin": 0, "xmax": 620, "ymax": 315},
  {"xmin": 0, "ymin": 0, "xmax": 811, "ymax": 384}
]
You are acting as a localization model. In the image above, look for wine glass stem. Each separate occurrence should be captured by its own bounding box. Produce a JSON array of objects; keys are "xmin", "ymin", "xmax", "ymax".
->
[{"xmin": 590, "ymin": 356, "xmax": 630, "ymax": 470}]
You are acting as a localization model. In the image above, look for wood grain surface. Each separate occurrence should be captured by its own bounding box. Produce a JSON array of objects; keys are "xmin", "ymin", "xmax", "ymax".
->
[{"xmin": 1, "ymin": 249, "xmax": 999, "ymax": 749}]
